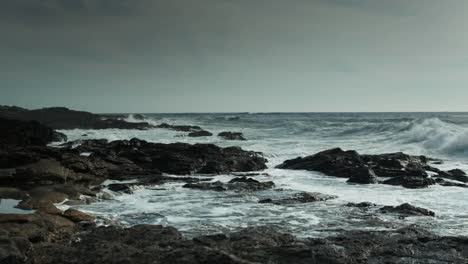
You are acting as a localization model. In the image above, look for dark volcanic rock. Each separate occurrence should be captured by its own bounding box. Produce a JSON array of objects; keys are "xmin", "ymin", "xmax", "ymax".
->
[
  {"xmin": 62, "ymin": 208, "xmax": 96, "ymax": 223},
  {"xmin": 434, "ymin": 178, "xmax": 468, "ymax": 188},
  {"xmin": 382, "ymin": 176, "xmax": 436, "ymax": 189},
  {"xmin": 107, "ymin": 183, "xmax": 134, "ymax": 194},
  {"xmin": 79, "ymin": 138, "xmax": 268, "ymax": 175},
  {"xmin": 438, "ymin": 169, "xmax": 468, "ymax": 183},
  {"xmin": 277, "ymin": 148, "xmax": 370, "ymax": 178},
  {"xmin": 183, "ymin": 177, "xmax": 274, "ymax": 192},
  {"xmin": 0, "ymin": 118, "xmax": 66, "ymax": 146},
  {"xmin": 24, "ymin": 224, "xmax": 468, "ymax": 264},
  {"xmin": 218, "ymin": 132, "xmax": 246, "ymax": 141},
  {"xmin": 362, "ymin": 152, "xmax": 430, "ymax": 178},
  {"xmin": 259, "ymin": 192, "xmax": 337, "ymax": 205},
  {"xmin": 346, "ymin": 166, "xmax": 378, "ymax": 184},
  {"xmin": 0, "ymin": 106, "xmax": 152, "ymax": 130},
  {"xmin": 346, "ymin": 202, "xmax": 377, "ymax": 208},
  {"xmin": 277, "ymin": 148, "xmax": 452, "ymax": 188},
  {"xmin": 156, "ymin": 123, "xmax": 204, "ymax": 132},
  {"xmin": 379, "ymin": 203, "xmax": 435, "ymax": 217},
  {"xmin": 188, "ymin": 130, "xmax": 213, "ymax": 137}
]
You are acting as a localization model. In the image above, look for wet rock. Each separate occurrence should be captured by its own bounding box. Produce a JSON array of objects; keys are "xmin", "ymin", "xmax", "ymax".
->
[
  {"xmin": 259, "ymin": 192, "xmax": 337, "ymax": 205},
  {"xmin": 62, "ymin": 209, "xmax": 96, "ymax": 223},
  {"xmin": 188, "ymin": 130, "xmax": 213, "ymax": 137},
  {"xmin": 183, "ymin": 177, "xmax": 274, "ymax": 192},
  {"xmin": 277, "ymin": 149, "xmax": 448, "ymax": 189},
  {"xmin": 156, "ymin": 123, "xmax": 204, "ymax": 132},
  {"xmin": 346, "ymin": 202, "xmax": 377, "ymax": 208},
  {"xmin": 0, "ymin": 106, "xmax": 153, "ymax": 130},
  {"xmin": 438, "ymin": 169, "xmax": 468, "ymax": 183},
  {"xmin": 434, "ymin": 178, "xmax": 468, "ymax": 188},
  {"xmin": 277, "ymin": 148, "xmax": 369, "ymax": 178},
  {"xmin": 107, "ymin": 183, "xmax": 133, "ymax": 194},
  {"xmin": 27, "ymin": 224, "xmax": 468, "ymax": 264},
  {"xmin": 362, "ymin": 152, "xmax": 430, "ymax": 178},
  {"xmin": 0, "ymin": 187, "xmax": 29, "ymax": 200},
  {"xmin": 218, "ymin": 132, "xmax": 246, "ymax": 141},
  {"xmin": 382, "ymin": 176, "xmax": 436, "ymax": 189},
  {"xmin": 0, "ymin": 118, "xmax": 66, "ymax": 146},
  {"xmin": 346, "ymin": 166, "xmax": 378, "ymax": 184},
  {"xmin": 379, "ymin": 203, "xmax": 435, "ymax": 217},
  {"xmin": 0, "ymin": 235, "xmax": 32, "ymax": 264}
]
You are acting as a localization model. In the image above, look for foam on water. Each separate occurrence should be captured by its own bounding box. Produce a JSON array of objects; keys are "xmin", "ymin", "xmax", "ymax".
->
[{"xmin": 60, "ymin": 112, "xmax": 468, "ymax": 237}]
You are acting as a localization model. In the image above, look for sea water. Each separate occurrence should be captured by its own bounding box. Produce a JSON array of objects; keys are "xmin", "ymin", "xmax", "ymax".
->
[{"xmin": 58, "ymin": 112, "xmax": 468, "ymax": 238}]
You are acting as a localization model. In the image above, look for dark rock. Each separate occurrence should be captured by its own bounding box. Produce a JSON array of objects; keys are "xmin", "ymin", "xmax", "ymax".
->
[
  {"xmin": 362, "ymin": 152, "xmax": 430, "ymax": 178},
  {"xmin": 107, "ymin": 183, "xmax": 133, "ymax": 194},
  {"xmin": 0, "ymin": 188, "xmax": 29, "ymax": 200},
  {"xmin": 438, "ymin": 169, "xmax": 468, "ymax": 183},
  {"xmin": 277, "ymin": 148, "xmax": 369, "ymax": 179},
  {"xmin": 26, "ymin": 224, "xmax": 468, "ymax": 264},
  {"xmin": 188, "ymin": 130, "xmax": 213, "ymax": 137},
  {"xmin": 119, "ymin": 141, "xmax": 267, "ymax": 175},
  {"xmin": 346, "ymin": 202, "xmax": 377, "ymax": 208},
  {"xmin": 435, "ymin": 178, "xmax": 468, "ymax": 188},
  {"xmin": 379, "ymin": 203, "xmax": 435, "ymax": 217},
  {"xmin": 259, "ymin": 192, "xmax": 337, "ymax": 205},
  {"xmin": 346, "ymin": 166, "xmax": 378, "ymax": 184},
  {"xmin": 277, "ymin": 149, "xmax": 448, "ymax": 188},
  {"xmin": 382, "ymin": 176, "xmax": 436, "ymax": 189},
  {"xmin": 183, "ymin": 177, "xmax": 274, "ymax": 192},
  {"xmin": 0, "ymin": 118, "xmax": 66, "ymax": 146},
  {"xmin": 218, "ymin": 132, "xmax": 246, "ymax": 141},
  {"xmin": 156, "ymin": 123, "xmax": 204, "ymax": 132},
  {"xmin": 0, "ymin": 106, "xmax": 153, "ymax": 130},
  {"xmin": 62, "ymin": 209, "xmax": 96, "ymax": 223}
]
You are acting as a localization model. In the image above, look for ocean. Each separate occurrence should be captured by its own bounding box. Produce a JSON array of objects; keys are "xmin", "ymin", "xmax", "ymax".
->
[{"xmin": 56, "ymin": 112, "xmax": 468, "ymax": 238}]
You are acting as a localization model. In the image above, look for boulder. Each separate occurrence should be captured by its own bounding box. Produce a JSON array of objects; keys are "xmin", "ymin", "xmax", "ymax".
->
[
  {"xmin": 107, "ymin": 183, "xmax": 133, "ymax": 194},
  {"xmin": 347, "ymin": 166, "xmax": 378, "ymax": 184},
  {"xmin": 438, "ymin": 169, "xmax": 468, "ymax": 183},
  {"xmin": 361, "ymin": 152, "xmax": 430, "ymax": 178},
  {"xmin": 434, "ymin": 178, "xmax": 468, "ymax": 188},
  {"xmin": 277, "ymin": 148, "xmax": 368, "ymax": 178},
  {"xmin": 379, "ymin": 203, "xmax": 435, "ymax": 217},
  {"xmin": 259, "ymin": 192, "xmax": 337, "ymax": 205},
  {"xmin": 188, "ymin": 130, "xmax": 213, "ymax": 137},
  {"xmin": 346, "ymin": 202, "xmax": 377, "ymax": 208},
  {"xmin": 382, "ymin": 176, "xmax": 436, "ymax": 189},
  {"xmin": 62, "ymin": 209, "xmax": 96, "ymax": 223},
  {"xmin": 156, "ymin": 123, "xmax": 204, "ymax": 132},
  {"xmin": 218, "ymin": 132, "xmax": 246, "ymax": 141}
]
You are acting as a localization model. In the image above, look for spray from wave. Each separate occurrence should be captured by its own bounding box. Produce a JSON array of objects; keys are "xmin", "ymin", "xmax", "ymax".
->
[{"xmin": 397, "ymin": 118, "xmax": 468, "ymax": 155}]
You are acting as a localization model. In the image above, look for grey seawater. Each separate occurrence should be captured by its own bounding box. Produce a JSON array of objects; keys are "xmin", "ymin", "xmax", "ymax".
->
[{"xmin": 60, "ymin": 112, "xmax": 468, "ymax": 238}]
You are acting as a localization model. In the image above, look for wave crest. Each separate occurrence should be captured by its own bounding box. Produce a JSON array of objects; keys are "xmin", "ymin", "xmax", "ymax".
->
[{"xmin": 398, "ymin": 118, "xmax": 468, "ymax": 155}]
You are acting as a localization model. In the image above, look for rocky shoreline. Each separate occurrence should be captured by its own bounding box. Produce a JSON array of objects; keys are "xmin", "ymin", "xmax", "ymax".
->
[{"xmin": 2, "ymin": 106, "xmax": 468, "ymax": 263}]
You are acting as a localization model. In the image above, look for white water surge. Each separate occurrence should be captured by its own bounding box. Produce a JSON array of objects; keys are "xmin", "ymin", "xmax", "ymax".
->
[{"xmin": 58, "ymin": 112, "xmax": 468, "ymax": 238}]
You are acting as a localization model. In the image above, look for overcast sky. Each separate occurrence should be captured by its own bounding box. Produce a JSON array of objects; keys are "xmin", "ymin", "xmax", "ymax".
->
[{"xmin": 1, "ymin": 0, "xmax": 468, "ymax": 113}]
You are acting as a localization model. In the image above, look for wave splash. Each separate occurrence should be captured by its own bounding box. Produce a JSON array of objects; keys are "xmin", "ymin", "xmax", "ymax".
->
[{"xmin": 398, "ymin": 118, "xmax": 468, "ymax": 155}]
